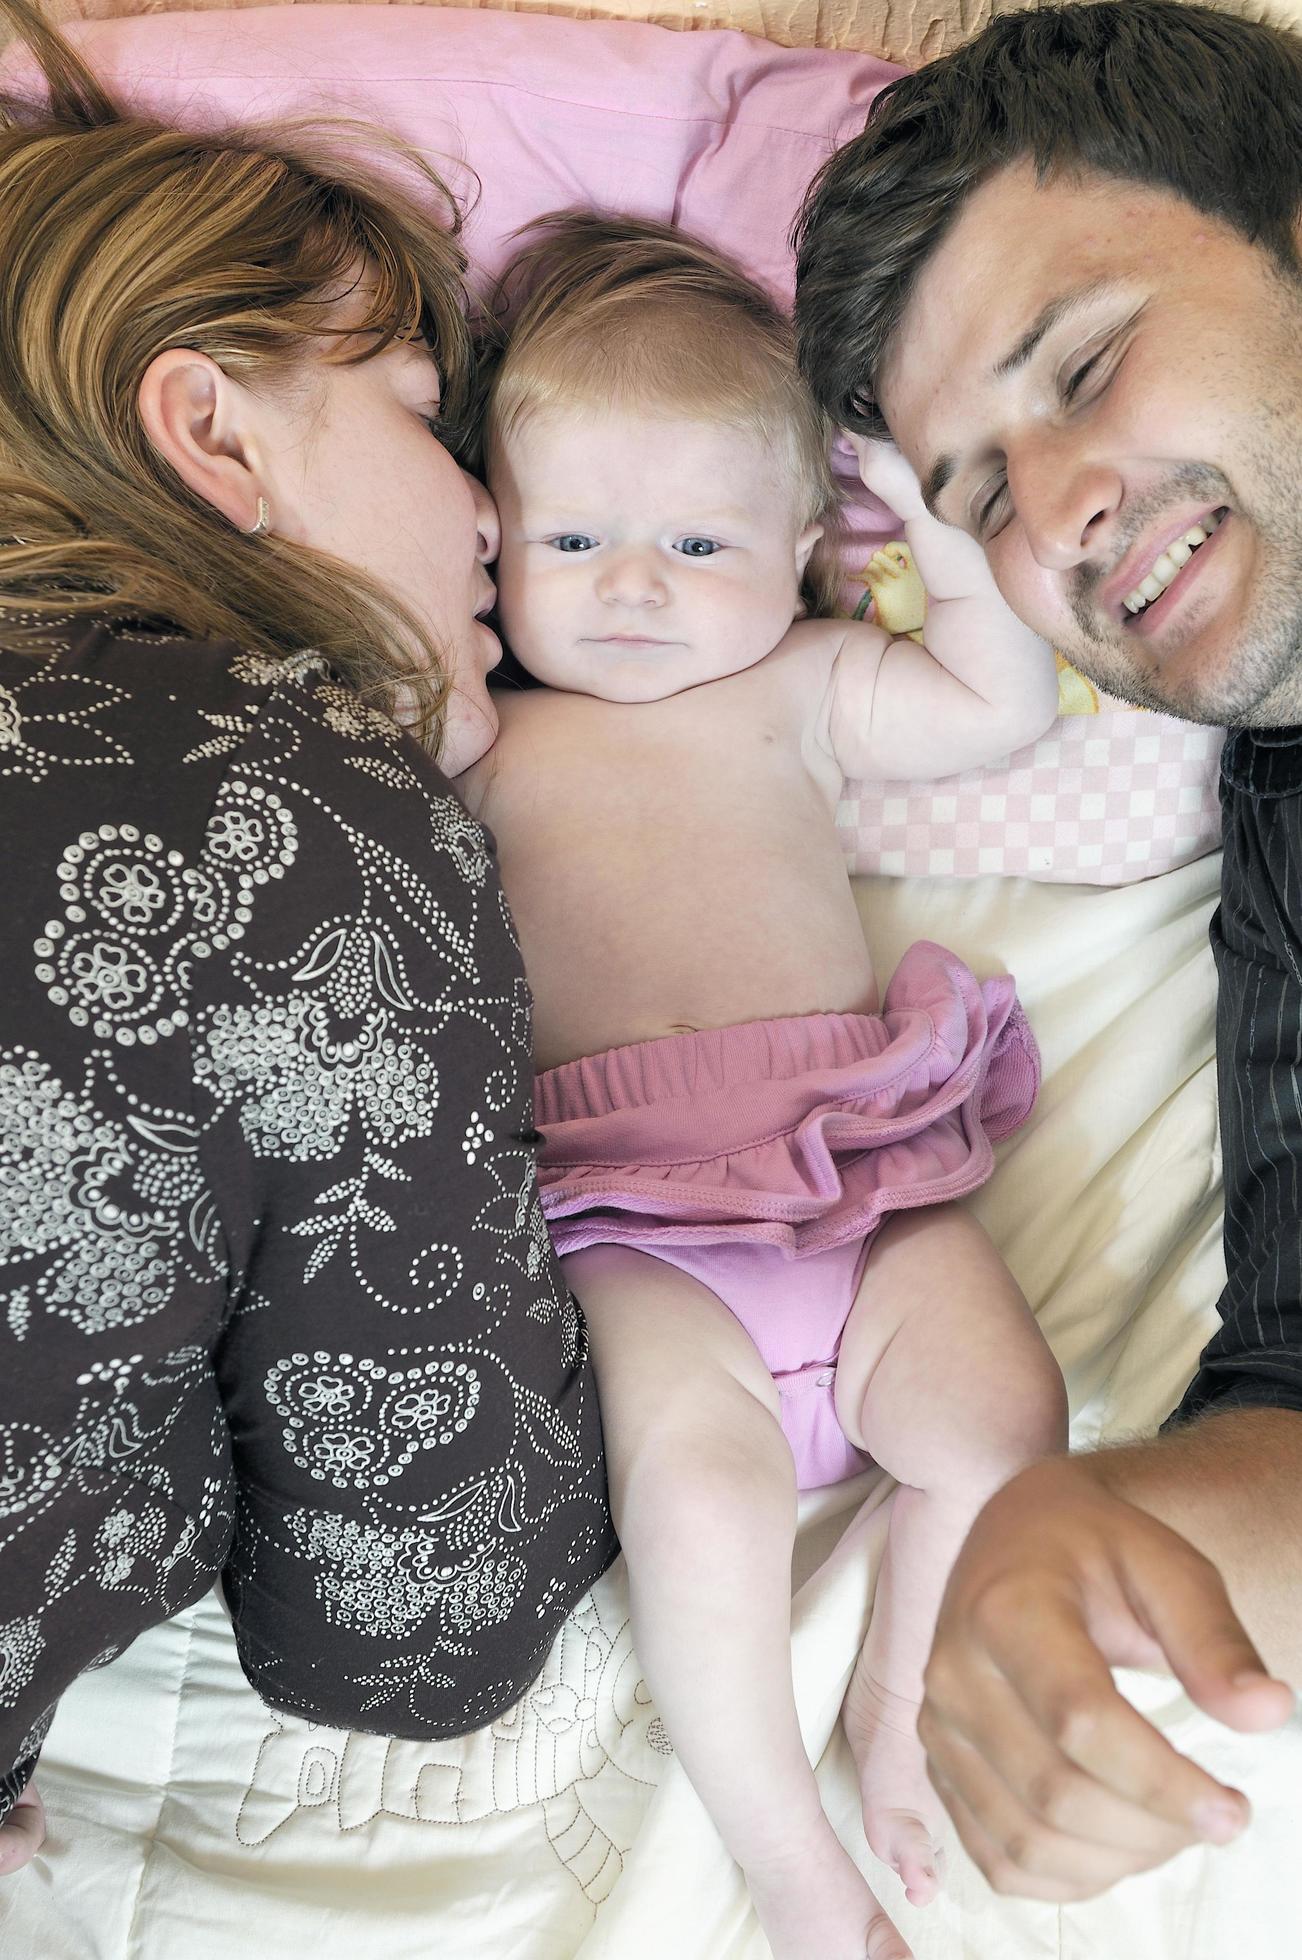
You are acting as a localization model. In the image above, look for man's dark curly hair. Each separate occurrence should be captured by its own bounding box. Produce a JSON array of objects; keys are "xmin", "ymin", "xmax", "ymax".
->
[{"xmin": 792, "ymin": 0, "xmax": 1302, "ymax": 439}]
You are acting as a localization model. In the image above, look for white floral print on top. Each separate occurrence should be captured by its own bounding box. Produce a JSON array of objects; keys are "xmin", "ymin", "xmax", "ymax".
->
[{"xmin": 0, "ymin": 624, "xmax": 614, "ymax": 1822}]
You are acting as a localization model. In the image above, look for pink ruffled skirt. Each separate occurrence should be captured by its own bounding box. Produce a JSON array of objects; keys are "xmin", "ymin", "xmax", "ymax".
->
[{"xmin": 535, "ymin": 941, "xmax": 1038, "ymax": 1486}]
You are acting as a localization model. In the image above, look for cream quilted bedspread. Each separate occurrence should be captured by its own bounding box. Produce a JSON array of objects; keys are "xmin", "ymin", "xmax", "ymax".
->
[{"xmin": 6, "ymin": 852, "xmax": 1302, "ymax": 1959}]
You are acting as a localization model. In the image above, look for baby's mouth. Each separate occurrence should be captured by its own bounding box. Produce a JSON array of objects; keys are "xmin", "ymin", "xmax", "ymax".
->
[{"xmin": 589, "ymin": 634, "xmax": 679, "ymax": 647}]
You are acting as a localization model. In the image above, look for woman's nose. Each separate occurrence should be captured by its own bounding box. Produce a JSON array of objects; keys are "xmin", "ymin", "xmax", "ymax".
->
[
  {"xmin": 596, "ymin": 551, "xmax": 667, "ymax": 607},
  {"xmin": 467, "ymin": 471, "xmax": 501, "ymax": 564},
  {"xmin": 1009, "ymin": 442, "xmax": 1123, "ymax": 574}
]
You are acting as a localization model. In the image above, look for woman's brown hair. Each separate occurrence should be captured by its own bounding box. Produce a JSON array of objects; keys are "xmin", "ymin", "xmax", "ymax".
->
[{"xmin": 0, "ymin": 0, "xmax": 476, "ymax": 750}]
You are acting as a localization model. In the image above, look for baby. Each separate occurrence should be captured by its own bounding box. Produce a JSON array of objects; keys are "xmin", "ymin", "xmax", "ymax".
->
[{"xmin": 460, "ymin": 214, "xmax": 1068, "ymax": 1960}]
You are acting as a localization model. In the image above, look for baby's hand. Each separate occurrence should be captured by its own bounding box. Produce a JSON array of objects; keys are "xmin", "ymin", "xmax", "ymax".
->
[{"xmin": 843, "ymin": 434, "xmax": 928, "ymax": 525}]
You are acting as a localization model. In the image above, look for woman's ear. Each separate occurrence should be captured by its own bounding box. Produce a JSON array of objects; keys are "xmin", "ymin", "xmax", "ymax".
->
[
  {"xmin": 795, "ymin": 520, "xmax": 824, "ymax": 580},
  {"xmin": 137, "ymin": 348, "xmax": 271, "ymax": 534}
]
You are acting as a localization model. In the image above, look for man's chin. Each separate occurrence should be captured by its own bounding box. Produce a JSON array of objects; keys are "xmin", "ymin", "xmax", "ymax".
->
[{"xmin": 1060, "ymin": 632, "xmax": 1270, "ymax": 729}]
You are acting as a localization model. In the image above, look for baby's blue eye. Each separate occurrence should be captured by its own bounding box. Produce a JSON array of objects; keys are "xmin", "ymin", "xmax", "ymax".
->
[
  {"xmin": 676, "ymin": 537, "xmax": 722, "ymax": 558},
  {"xmin": 549, "ymin": 534, "xmax": 596, "ymax": 553}
]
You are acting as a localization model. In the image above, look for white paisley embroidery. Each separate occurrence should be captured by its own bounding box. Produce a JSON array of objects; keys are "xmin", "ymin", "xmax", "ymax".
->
[
  {"xmin": 265, "ymin": 1349, "xmax": 481, "ymax": 1491},
  {"xmin": 0, "ymin": 1049, "xmax": 212, "ymax": 1335},
  {"xmin": 0, "ymin": 1618, "xmax": 45, "ymax": 1711},
  {"xmin": 0, "ymin": 662, "xmax": 130, "ymax": 784},
  {"xmin": 1, "ymin": 646, "xmax": 611, "ymax": 1799}
]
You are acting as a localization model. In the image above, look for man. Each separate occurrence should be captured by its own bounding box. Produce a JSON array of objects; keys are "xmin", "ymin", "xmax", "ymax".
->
[{"xmin": 794, "ymin": 0, "xmax": 1302, "ymax": 1904}]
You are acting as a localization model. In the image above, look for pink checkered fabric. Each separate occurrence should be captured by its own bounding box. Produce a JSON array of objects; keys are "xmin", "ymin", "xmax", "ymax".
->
[{"xmin": 837, "ymin": 714, "xmax": 1222, "ymax": 884}]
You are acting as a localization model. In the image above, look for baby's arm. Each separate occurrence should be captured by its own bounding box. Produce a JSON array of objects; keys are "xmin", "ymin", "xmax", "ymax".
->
[{"xmin": 825, "ymin": 441, "xmax": 1058, "ymax": 783}]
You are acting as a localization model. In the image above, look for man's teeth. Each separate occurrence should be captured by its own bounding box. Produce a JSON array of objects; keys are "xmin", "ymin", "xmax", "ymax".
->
[{"xmin": 1123, "ymin": 511, "xmax": 1225, "ymax": 615}]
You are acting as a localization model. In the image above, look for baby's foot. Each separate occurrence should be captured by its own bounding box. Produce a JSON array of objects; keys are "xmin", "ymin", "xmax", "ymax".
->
[
  {"xmin": 744, "ymin": 1827, "xmax": 914, "ymax": 1960},
  {"xmin": 842, "ymin": 1671, "xmax": 947, "ymax": 1908}
]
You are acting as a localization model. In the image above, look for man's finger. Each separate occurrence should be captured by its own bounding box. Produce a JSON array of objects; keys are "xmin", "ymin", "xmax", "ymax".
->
[
  {"xmin": 925, "ymin": 1740, "xmax": 1190, "ymax": 1902},
  {"xmin": 928, "ymin": 1761, "xmax": 1105, "ymax": 1902},
  {"xmin": 1119, "ymin": 1534, "xmax": 1296, "ymax": 1735},
  {"xmin": 920, "ymin": 1666, "xmax": 1199, "ymax": 1864},
  {"xmin": 975, "ymin": 1586, "xmax": 1250, "ymax": 1837}
]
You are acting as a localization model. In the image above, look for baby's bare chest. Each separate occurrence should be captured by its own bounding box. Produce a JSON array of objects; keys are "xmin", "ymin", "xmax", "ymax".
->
[
  {"xmin": 466, "ymin": 673, "xmax": 875, "ymax": 1066},
  {"xmin": 483, "ymin": 681, "xmax": 837, "ymax": 874}
]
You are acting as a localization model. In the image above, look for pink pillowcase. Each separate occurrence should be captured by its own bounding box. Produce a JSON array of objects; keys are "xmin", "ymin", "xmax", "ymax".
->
[{"xmin": 51, "ymin": 5, "xmax": 1221, "ymax": 884}]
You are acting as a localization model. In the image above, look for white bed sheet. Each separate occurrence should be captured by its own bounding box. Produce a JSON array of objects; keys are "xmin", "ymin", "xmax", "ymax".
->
[{"xmin": 6, "ymin": 851, "xmax": 1301, "ymax": 1960}]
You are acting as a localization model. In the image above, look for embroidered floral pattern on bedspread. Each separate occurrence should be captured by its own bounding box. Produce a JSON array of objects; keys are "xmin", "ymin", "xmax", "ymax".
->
[{"xmin": 233, "ymin": 1573, "xmax": 663, "ymax": 1919}]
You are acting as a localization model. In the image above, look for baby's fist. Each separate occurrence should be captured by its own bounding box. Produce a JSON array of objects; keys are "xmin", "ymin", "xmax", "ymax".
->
[{"xmin": 843, "ymin": 434, "xmax": 927, "ymax": 524}]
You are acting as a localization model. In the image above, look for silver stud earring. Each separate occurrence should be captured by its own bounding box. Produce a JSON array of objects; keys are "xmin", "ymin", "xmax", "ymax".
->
[{"xmin": 244, "ymin": 496, "xmax": 271, "ymax": 537}]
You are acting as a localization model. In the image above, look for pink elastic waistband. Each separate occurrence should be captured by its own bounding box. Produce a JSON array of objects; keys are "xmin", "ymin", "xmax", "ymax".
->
[
  {"xmin": 535, "ymin": 1008, "xmax": 928, "ymax": 1158},
  {"xmin": 532, "ymin": 942, "xmax": 1039, "ymax": 1258}
]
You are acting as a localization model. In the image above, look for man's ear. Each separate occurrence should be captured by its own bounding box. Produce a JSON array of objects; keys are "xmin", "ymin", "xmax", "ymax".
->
[{"xmin": 137, "ymin": 348, "xmax": 270, "ymax": 534}]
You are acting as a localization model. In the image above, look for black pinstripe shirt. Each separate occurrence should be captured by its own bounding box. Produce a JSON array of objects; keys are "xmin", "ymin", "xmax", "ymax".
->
[{"xmin": 1170, "ymin": 726, "xmax": 1302, "ymax": 1424}]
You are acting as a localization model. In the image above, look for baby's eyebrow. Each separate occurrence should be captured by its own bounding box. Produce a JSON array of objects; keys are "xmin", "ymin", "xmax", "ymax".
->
[
  {"xmin": 690, "ymin": 507, "xmax": 752, "ymax": 527},
  {"xmin": 523, "ymin": 502, "xmax": 755, "ymax": 529}
]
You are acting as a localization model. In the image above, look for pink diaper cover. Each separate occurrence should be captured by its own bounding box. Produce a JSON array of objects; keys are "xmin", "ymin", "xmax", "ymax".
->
[{"xmin": 535, "ymin": 940, "xmax": 1039, "ymax": 1489}]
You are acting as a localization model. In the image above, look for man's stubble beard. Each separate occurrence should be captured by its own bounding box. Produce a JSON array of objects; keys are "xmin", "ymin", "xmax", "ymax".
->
[
  {"xmin": 1052, "ymin": 284, "xmax": 1302, "ymax": 729},
  {"xmin": 1056, "ymin": 432, "xmax": 1302, "ymax": 729}
]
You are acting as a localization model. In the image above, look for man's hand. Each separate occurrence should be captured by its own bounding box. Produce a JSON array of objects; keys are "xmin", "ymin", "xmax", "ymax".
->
[
  {"xmin": 0, "ymin": 1783, "xmax": 45, "ymax": 1877},
  {"xmin": 919, "ymin": 1455, "xmax": 1296, "ymax": 1900}
]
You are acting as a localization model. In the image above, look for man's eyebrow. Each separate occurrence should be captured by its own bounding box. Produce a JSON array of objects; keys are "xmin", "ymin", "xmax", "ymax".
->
[{"xmin": 992, "ymin": 277, "xmax": 1122, "ymax": 379}]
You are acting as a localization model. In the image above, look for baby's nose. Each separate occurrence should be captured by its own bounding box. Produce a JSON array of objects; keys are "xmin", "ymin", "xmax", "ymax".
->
[{"xmin": 597, "ymin": 551, "xmax": 667, "ymax": 607}]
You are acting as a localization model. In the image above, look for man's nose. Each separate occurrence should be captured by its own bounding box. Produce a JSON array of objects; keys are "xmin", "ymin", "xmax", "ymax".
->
[
  {"xmin": 1009, "ymin": 440, "xmax": 1123, "ymax": 573},
  {"xmin": 596, "ymin": 550, "xmax": 667, "ymax": 607}
]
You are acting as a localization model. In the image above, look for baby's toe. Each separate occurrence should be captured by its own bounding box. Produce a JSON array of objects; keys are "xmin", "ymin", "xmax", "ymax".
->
[{"xmin": 866, "ymin": 1806, "xmax": 942, "ymax": 1908}]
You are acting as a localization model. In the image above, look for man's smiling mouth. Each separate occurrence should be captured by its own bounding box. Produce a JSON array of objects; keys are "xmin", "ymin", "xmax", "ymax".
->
[{"xmin": 1120, "ymin": 507, "xmax": 1228, "ymax": 621}]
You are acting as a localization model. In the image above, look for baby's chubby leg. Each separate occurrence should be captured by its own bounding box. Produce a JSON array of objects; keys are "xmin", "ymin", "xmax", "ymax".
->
[
  {"xmin": 834, "ymin": 1206, "xmax": 1068, "ymax": 1905},
  {"xmin": 564, "ymin": 1242, "xmax": 912, "ymax": 1960}
]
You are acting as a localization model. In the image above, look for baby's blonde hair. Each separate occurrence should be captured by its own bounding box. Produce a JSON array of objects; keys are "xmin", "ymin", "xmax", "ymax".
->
[{"xmin": 481, "ymin": 211, "xmax": 844, "ymax": 618}]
